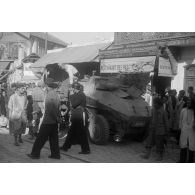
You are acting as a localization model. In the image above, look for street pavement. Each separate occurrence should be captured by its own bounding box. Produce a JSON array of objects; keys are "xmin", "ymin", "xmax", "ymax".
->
[{"xmin": 0, "ymin": 128, "xmax": 180, "ymax": 163}]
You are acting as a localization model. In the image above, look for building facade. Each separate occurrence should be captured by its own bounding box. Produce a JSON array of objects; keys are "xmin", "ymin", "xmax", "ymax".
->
[
  {"xmin": 0, "ymin": 32, "xmax": 67, "ymax": 84},
  {"xmin": 99, "ymin": 32, "xmax": 195, "ymax": 94},
  {"xmin": 0, "ymin": 32, "xmax": 67, "ymax": 62}
]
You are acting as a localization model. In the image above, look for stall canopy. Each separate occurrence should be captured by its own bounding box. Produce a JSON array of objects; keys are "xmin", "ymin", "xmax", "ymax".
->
[
  {"xmin": 30, "ymin": 42, "xmax": 111, "ymax": 74},
  {"xmin": 100, "ymin": 56, "xmax": 173, "ymax": 77}
]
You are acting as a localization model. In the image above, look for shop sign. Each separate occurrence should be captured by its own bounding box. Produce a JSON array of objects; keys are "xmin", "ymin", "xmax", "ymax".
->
[
  {"xmin": 100, "ymin": 57, "xmax": 155, "ymax": 74},
  {"xmin": 158, "ymin": 57, "xmax": 173, "ymax": 77}
]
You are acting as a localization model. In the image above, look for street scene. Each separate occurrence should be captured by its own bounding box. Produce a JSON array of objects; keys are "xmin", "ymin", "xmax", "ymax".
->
[{"xmin": 0, "ymin": 32, "xmax": 195, "ymax": 163}]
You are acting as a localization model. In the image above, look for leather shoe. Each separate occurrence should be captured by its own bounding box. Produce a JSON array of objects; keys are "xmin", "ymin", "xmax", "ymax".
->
[
  {"xmin": 78, "ymin": 151, "xmax": 90, "ymax": 154},
  {"xmin": 27, "ymin": 154, "xmax": 40, "ymax": 159},
  {"xmin": 48, "ymin": 155, "xmax": 61, "ymax": 160}
]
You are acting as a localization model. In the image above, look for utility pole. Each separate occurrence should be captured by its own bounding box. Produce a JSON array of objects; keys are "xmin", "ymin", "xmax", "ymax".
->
[{"xmin": 44, "ymin": 32, "xmax": 48, "ymax": 54}]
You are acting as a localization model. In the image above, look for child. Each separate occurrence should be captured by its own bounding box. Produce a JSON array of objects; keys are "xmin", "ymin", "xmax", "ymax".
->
[
  {"xmin": 178, "ymin": 98, "xmax": 195, "ymax": 163},
  {"xmin": 0, "ymin": 114, "xmax": 8, "ymax": 128},
  {"xmin": 26, "ymin": 95, "xmax": 34, "ymax": 139},
  {"xmin": 27, "ymin": 95, "xmax": 42, "ymax": 140},
  {"xmin": 32, "ymin": 101, "xmax": 43, "ymax": 138},
  {"xmin": 58, "ymin": 102, "xmax": 69, "ymax": 139},
  {"xmin": 142, "ymin": 97, "xmax": 169, "ymax": 161}
]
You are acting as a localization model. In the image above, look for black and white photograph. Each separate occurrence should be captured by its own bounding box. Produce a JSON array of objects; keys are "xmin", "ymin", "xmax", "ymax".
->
[
  {"xmin": 1, "ymin": 1, "xmax": 195, "ymax": 195},
  {"xmin": 1, "ymin": 32, "xmax": 195, "ymax": 163}
]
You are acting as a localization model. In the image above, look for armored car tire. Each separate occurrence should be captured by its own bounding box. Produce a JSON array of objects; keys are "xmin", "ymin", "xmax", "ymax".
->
[{"xmin": 88, "ymin": 114, "xmax": 110, "ymax": 145}]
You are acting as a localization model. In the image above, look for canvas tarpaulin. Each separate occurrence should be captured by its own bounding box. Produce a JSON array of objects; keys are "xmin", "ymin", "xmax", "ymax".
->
[{"xmin": 30, "ymin": 42, "xmax": 111, "ymax": 75}]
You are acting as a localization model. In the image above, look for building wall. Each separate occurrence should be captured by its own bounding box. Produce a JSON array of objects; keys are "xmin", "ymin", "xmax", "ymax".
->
[
  {"xmin": 114, "ymin": 32, "xmax": 195, "ymax": 45},
  {"xmin": 0, "ymin": 33, "xmax": 29, "ymax": 60},
  {"xmin": 0, "ymin": 33, "xmax": 65, "ymax": 61},
  {"xmin": 171, "ymin": 46, "xmax": 195, "ymax": 92}
]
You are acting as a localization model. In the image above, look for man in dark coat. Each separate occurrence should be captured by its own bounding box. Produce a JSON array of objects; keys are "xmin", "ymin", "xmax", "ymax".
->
[
  {"xmin": 60, "ymin": 83, "xmax": 90, "ymax": 154},
  {"xmin": 0, "ymin": 90, "xmax": 7, "ymax": 116},
  {"xmin": 27, "ymin": 78, "xmax": 61, "ymax": 159}
]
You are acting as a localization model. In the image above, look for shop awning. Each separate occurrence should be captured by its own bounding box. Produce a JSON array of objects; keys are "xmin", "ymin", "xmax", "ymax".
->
[
  {"xmin": 100, "ymin": 56, "xmax": 173, "ymax": 77},
  {"xmin": 30, "ymin": 42, "xmax": 111, "ymax": 74}
]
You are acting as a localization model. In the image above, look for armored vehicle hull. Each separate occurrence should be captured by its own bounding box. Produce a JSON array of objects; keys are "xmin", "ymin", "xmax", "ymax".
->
[{"xmin": 80, "ymin": 76, "xmax": 151, "ymax": 145}]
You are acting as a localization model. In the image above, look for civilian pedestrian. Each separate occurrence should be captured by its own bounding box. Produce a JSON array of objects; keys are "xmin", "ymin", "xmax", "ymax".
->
[
  {"xmin": 8, "ymin": 83, "xmax": 27, "ymax": 146},
  {"xmin": 187, "ymin": 86, "xmax": 195, "ymax": 100},
  {"xmin": 178, "ymin": 98, "xmax": 195, "ymax": 163},
  {"xmin": 27, "ymin": 78, "xmax": 61, "ymax": 159},
  {"xmin": 0, "ymin": 90, "xmax": 7, "ymax": 116},
  {"xmin": 60, "ymin": 83, "xmax": 90, "ymax": 154},
  {"xmin": 26, "ymin": 95, "xmax": 34, "ymax": 140},
  {"xmin": 142, "ymin": 97, "xmax": 169, "ymax": 161},
  {"xmin": 175, "ymin": 90, "xmax": 188, "ymax": 144}
]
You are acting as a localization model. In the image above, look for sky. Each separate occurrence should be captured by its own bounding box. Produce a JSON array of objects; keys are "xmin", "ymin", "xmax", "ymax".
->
[{"xmin": 50, "ymin": 32, "xmax": 114, "ymax": 45}]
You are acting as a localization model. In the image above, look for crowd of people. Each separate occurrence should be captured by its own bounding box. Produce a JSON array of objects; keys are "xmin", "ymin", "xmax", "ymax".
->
[
  {"xmin": 142, "ymin": 86, "xmax": 195, "ymax": 162},
  {"xmin": 0, "ymin": 77, "xmax": 90, "ymax": 160},
  {"xmin": 1, "ymin": 77, "xmax": 195, "ymax": 163}
]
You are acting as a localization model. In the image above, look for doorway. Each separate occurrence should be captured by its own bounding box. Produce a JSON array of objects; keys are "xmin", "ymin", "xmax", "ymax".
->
[{"xmin": 153, "ymin": 76, "xmax": 172, "ymax": 96}]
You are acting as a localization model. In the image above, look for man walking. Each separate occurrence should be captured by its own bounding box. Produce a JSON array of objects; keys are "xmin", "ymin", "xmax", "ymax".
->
[{"xmin": 27, "ymin": 78, "xmax": 61, "ymax": 159}]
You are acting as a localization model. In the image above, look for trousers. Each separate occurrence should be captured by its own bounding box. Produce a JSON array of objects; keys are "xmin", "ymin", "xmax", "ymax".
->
[
  {"xmin": 179, "ymin": 148, "xmax": 194, "ymax": 163},
  {"xmin": 31, "ymin": 123, "xmax": 60, "ymax": 158},
  {"xmin": 62, "ymin": 122, "xmax": 90, "ymax": 152}
]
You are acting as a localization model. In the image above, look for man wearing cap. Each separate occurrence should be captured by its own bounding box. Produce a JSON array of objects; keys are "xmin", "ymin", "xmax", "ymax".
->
[
  {"xmin": 8, "ymin": 83, "xmax": 27, "ymax": 146},
  {"xmin": 27, "ymin": 78, "xmax": 61, "ymax": 159}
]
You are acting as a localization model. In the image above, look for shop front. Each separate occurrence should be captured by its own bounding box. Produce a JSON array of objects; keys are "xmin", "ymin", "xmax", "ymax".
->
[{"xmin": 100, "ymin": 55, "xmax": 174, "ymax": 96}]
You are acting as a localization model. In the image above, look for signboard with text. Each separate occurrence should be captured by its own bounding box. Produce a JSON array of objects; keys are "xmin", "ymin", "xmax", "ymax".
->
[
  {"xmin": 100, "ymin": 57, "xmax": 155, "ymax": 74},
  {"xmin": 158, "ymin": 57, "xmax": 173, "ymax": 77}
]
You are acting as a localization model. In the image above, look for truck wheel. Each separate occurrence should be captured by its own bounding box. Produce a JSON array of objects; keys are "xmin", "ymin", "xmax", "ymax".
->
[{"xmin": 88, "ymin": 114, "xmax": 110, "ymax": 145}]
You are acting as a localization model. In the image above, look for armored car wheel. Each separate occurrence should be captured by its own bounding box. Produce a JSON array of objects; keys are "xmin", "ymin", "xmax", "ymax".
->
[{"xmin": 88, "ymin": 114, "xmax": 110, "ymax": 145}]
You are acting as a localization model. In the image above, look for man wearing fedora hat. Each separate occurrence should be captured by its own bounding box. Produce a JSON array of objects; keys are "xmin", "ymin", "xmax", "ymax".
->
[{"xmin": 28, "ymin": 78, "xmax": 61, "ymax": 159}]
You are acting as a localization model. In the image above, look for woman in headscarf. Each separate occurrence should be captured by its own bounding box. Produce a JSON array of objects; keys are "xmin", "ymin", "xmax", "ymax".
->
[
  {"xmin": 8, "ymin": 83, "xmax": 27, "ymax": 146},
  {"xmin": 60, "ymin": 83, "xmax": 90, "ymax": 154}
]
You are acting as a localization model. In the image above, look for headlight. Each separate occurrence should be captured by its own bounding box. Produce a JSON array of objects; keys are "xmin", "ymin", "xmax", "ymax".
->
[{"xmin": 113, "ymin": 134, "xmax": 122, "ymax": 142}]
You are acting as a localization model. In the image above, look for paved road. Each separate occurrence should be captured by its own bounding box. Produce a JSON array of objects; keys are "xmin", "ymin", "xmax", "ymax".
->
[{"xmin": 0, "ymin": 128, "xmax": 179, "ymax": 163}]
